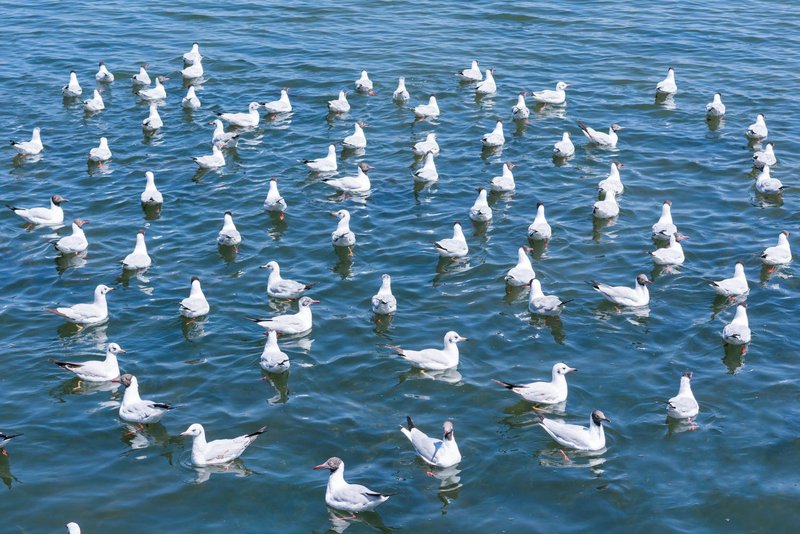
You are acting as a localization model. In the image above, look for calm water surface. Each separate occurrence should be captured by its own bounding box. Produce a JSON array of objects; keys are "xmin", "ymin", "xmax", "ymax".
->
[{"xmin": 1, "ymin": 1, "xmax": 799, "ymax": 532}]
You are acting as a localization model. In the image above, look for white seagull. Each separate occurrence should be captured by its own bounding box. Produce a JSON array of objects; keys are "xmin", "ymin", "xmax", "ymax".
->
[
  {"xmin": 511, "ymin": 92, "xmax": 530, "ymax": 119},
  {"xmin": 457, "ymin": 60, "xmax": 482, "ymax": 82},
  {"xmin": 328, "ymin": 90, "xmax": 350, "ymax": 113},
  {"xmin": 262, "ymin": 88, "xmax": 292, "ymax": 114},
  {"xmin": 413, "ymin": 133, "xmax": 439, "ymax": 155},
  {"xmin": 10, "ymin": 127, "xmax": 43, "ymax": 155},
  {"xmin": 753, "ymin": 142, "xmax": 776, "ymax": 169},
  {"xmin": 537, "ymin": 410, "xmax": 610, "ymax": 452},
  {"xmin": 121, "ymin": 229, "xmax": 151, "ymax": 270},
  {"xmin": 330, "ymin": 209, "xmax": 356, "ymax": 247},
  {"xmin": 83, "ymin": 89, "xmax": 105, "ymax": 112},
  {"xmin": 393, "ymin": 77, "xmax": 409, "ymax": 102},
  {"xmin": 216, "ymin": 102, "xmax": 261, "ymax": 128},
  {"xmin": 138, "ymin": 76, "xmax": 169, "ymax": 101},
  {"xmin": 755, "ymin": 166, "xmax": 785, "ymax": 194},
  {"xmin": 553, "ymin": 132, "xmax": 575, "ymax": 158},
  {"xmin": 62, "ymin": 71, "xmax": 82, "ymax": 97},
  {"xmin": 413, "ymin": 152, "xmax": 438, "ymax": 182},
  {"xmin": 181, "ymin": 60, "xmax": 203, "ymax": 79},
  {"xmin": 314, "ymin": 457, "xmax": 394, "ymax": 513},
  {"xmin": 47, "ymin": 284, "xmax": 113, "ymax": 325},
  {"xmin": 650, "ymin": 232, "xmax": 686, "ymax": 266},
  {"xmin": 722, "ymin": 304, "xmax": 751, "ymax": 345},
  {"xmin": 142, "ymin": 103, "xmax": 163, "ymax": 131},
  {"xmin": 88, "ymin": 136, "xmax": 112, "ymax": 162},
  {"xmin": 532, "ymin": 81, "xmax": 569, "ymax": 105},
  {"xmin": 592, "ymin": 191, "xmax": 619, "ymax": 219},
  {"xmin": 590, "ymin": 274, "xmax": 651, "ymax": 307},
  {"xmin": 210, "ymin": 119, "xmax": 240, "ymax": 148},
  {"xmin": 51, "ymin": 342, "xmax": 124, "ymax": 381},
  {"xmin": 371, "ymin": 274, "xmax": 397, "ymax": 315},
  {"xmin": 475, "ymin": 68, "xmax": 496, "ymax": 95},
  {"xmin": 355, "ymin": 70, "xmax": 373, "ymax": 92},
  {"xmin": 490, "ymin": 162, "xmax": 516, "ymax": 192},
  {"xmin": 260, "ymin": 260, "xmax": 314, "ymax": 299},
  {"xmin": 54, "ymin": 219, "xmax": 89, "ymax": 254},
  {"xmin": 597, "ymin": 161, "xmax": 624, "ymax": 195},
  {"xmin": 481, "ymin": 119, "xmax": 505, "ymax": 147},
  {"xmin": 141, "ymin": 171, "xmax": 163, "ymax": 205},
  {"xmin": 388, "ymin": 331, "xmax": 467, "ymax": 371},
  {"xmin": 709, "ymin": 261, "xmax": 748, "ymax": 297},
  {"xmin": 505, "ymin": 246, "xmax": 535, "ymax": 287},
  {"xmin": 132, "ymin": 64, "xmax": 151, "ymax": 86},
  {"xmin": 746, "ymin": 113, "xmax": 768, "ymax": 140},
  {"xmin": 181, "ymin": 423, "xmax": 267, "ymax": 466},
  {"xmin": 217, "ymin": 211, "xmax": 242, "ymax": 247},
  {"xmin": 655, "ymin": 67, "xmax": 677, "ymax": 95},
  {"xmin": 115, "ymin": 374, "xmax": 173, "ymax": 424},
  {"xmin": 413, "ymin": 96, "xmax": 440, "ymax": 118},
  {"xmin": 263, "ymin": 178, "xmax": 287, "ymax": 213},
  {"xmin": 246, "ymin": 296, "xmax": 318, "ymax": 335},
  {"xmin": 494, "ymin": 362, "xmax": 577, "ymax": 404},
  {"xmin": 434, "ymin": 222, "xmax": 468, "ymax": 258},
  {"xmin": 183, "ymin": 43, "xmax": 202, "ymax": 64},
  {"xmin": 761, "ymin": 231, "xmax": 791, "ymax": 266},
  {"xmin": 528, "ymin": 279, "xmax": 570, "ymax": 316},
  {"xmin": 651, "ymin": 200, "xmax": 677, "ymax": 242},
  {"xmin": 260, "ymin": 330, "xmax": 289, "ymax": 373},
  {"xmin": 469, "ymin": 187, "xmax": 492, "ymax": 222},
  {"xmin": 95, "ymin": 61, "xmax": 114, "ymax": 82},
  {"xmin": 192, "ymin": 145, "xmax": 225, "ymax": 169},
  {"xmin": 527, "ymin": 202, "xmax": 552, "ymax": 241},
  {"xmin": 180, "ymin": 277, "xmax": 210, "ymax": 318},
  {"xmin": 323, "ymin": 162, "xmax": 373, "ymax": 193},
  {"xmin": 301, "ymin": 144, "xmax": 337, "ymax": 173},
  {"xmin": 65, "ymin": 523, "xmax": 81, "ymax": 534},
  {"xmin": 182, "ymin": 86, "xmax": 201, "ymax": 110},
  {"xmin": 706, "ymin": 92, "xmax": 725, "ymax": 118},
  {"xmin": 7, "ymin": 194, "xmax": 67, "ymax": 225},
  {"xmin": 666, "ymin": 372, "xmax": 698, "ymax": 420},
  {"xmin": 400, "ymin": 417, "xmax": 461, "ymax": 468},
  {"xmin": 578, "ymin": 121, "xmax": 623, "ymax": 148},
  {"xmin": 342, "ymin": 122, "xmax": 367, "ymax": 149}
]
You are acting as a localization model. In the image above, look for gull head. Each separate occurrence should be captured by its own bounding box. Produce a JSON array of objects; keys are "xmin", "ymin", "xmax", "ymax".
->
[
  {"xmin": 611, "ymin": 124, "xmax": 624, "ymax": 132},
  {"xmin": 382, "ymin": 273, "xmax": 391, "ymax": 284},
  {"xmin": 356, "ymin": 120, "xmax": 368, "ymax": 128},
  {"xmin": 636, "ymin": 273, "xmax": 652, "ymax": 286},
  {"xmin": 445, "ymin": 331, "xmax": 468, "ymax": 344},
  {"xmin": 156, "ymin": 76, "xmax": 170, "ymax": 82},
  {"xmin": 314, "ymin": 456, "xmax": 342, "ymax": 472},
  {"xmin": 612, "ymin": 161, "xmax": 624, "ymax": 170},
  {"xmin": 114, "ymin": 373, "xmax": 135, "ymax": 387},
  {"xmin": 556, "ymin": 81, "xmax": 570, "ymax": 90},
  {"xmin": 260, "ymin": 260, "xmax": 278, "ymax": 271},
  {"xmin": 248, "ymin": 102, "xmax": 261, "ymax": 112},
  {"xmin": 180, "ymin": 423, "xmax": 204, "ymax": 437},
  {"xmin": 52, "ymin": 194, "xmax": 68, "ymax": 205},
  {"xmin": 505, "ymin": 162, "xmax": 517, "ymax": 170},
  {"xmin": 591, "ymin": 410, "xmax": 610, "ymax": 425},
  {"xmin": 443, "ymin": 421, "xmax": 455, "ymax": 440},
  {"xmin": 299, "ymin": 296, "xmax": 320, "ymax": 307},
  {"xmin": 358, "ymin": 162, "xmax": 375, "ymax": 173},
  {"xmin": 74, "ymin": 218, "xmax": 89, "ymax": 228},
  {"xmin": 107, "ymin": 342, "xmax": 125, "ymax": 355},
  {"xmin": 682, "ymin": 371, "xmax": 693, "ymax": 380},
  {"xmin": 554, "ymin": 362, "xmax": 577, "ymax": 375},
  {"xmin": 663, "ymin": 199, "xmax": 672, "ymax": 206},
  {"xmin": 330, "ymin": 209, "xmax": 349, "ymax": 220}
]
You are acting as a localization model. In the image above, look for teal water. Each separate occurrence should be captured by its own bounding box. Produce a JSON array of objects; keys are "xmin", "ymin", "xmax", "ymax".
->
[{"xmin": 2, "ymin": 1, "xmax": 799, "ymax": 532}]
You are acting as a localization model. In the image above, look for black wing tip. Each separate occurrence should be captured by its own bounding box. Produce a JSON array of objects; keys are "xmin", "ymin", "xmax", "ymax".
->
[
  {"xmin": 244, "ymin": 316, "xmax": 267, "ymax": 323},
  {"xmin": 406, "ymin": 416, "xmax": 415, "ymax": 430},
  {"xmin": 577, "ymin": 120, "xmax": 588, "ymax": 130},
  {"xmin": 6, "ymin": 204, "xmax": 19, "ymax": 211},
  {"xmin": 152, "ymin": 403, "xmax": 173, "ymax": 410},
  {"xmin": 560, "ymin": 299, "xmax": 574, "ymax": 306},
  {"xmin": 492, "ymin": 379, "xmax": 517, "ymax": 390},
  {"xmin": 248, "ymin": 426, "xmax": 268, "ymax": 438},
  {"xmin": 588, "ymin": 280, "xmax": 600, "ymax": 289}
]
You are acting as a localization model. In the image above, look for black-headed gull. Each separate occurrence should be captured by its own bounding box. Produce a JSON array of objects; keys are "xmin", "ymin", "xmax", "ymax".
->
[
  {"xmin": 217, "ymin": 211, "xmax": 242, "ymax": 247},
  {"xmin": 181, "ymin": 423, "xmax": 267, "ymax": 466},
  {"xmin": 505, "ymin": 247, "xmax": 535, "ymax": 287},
  {"xmin": 578, "ymin": 121, "xmax": 623, "ymax": 147},
  {"xmin": 62, "ymin": 71, "xmax": 82, "ymax": 97},
  {"xmin": 343, "ymin": 122, "xmax": 367, "ymax": 149},
  {"xmin": 651, "ymin": 200, "xmax": 677, "ymax": 242},
  {"xmin": 413, "ymin": 133, "xmax": 439, "ymax": 155},
  {"xmin": 753, "ymin": 142, "xmax": 776, "ymax": 169},
  {"xmin": 598, "ymin": 161, "xmax": 624, "ymax": 195},
  {"xmin": 655, "ymin": 67, "xmax": 677, "ymax": 95},
  {"xmin": 114, "ymin": 374, "xmax": 172, "ymax": 424},
  {"xmin": 746, "ymin": 113, "xmax": 768, "ymax": 140},
  {"xmin": 51, "ymin": 342, "xmax": 124, "ymax": 381},
  {"xmin": 532, "ymin": 81, "xmax": 569, "ymax": 105},
  {"xmin": 722, "ymin": 304, "xmax": 750, "ymax": 345},
  {"xmin": 457, "ymin": 60, "xmax": 482, "ymax": 82},
  {"xmin": 209, "ymin": 119, "xmax": 239, "ymax": 148},
  {"xmin": 7, "ymin": 194, "xmax": 67, "ymax": 225},
  {"xmin": 138, "ymin": 76, "xmax": 168, "ymax": 101},
  {"xmin": 328, "ymin": 90, "xmax": 350, "ymax": 113},
  {"xmin": 469, "ymin": 188, "xmax": 492, "ymax": 222},
  {"xmin": 55, "ymin": 219, "xmax": 89, "ymax": 254},
  {"xmin": 0, "ymin": 432, "xmax": 21, "ymax": 456},
  {"xmin": 536, "ymin": 410, "xmax": 609, "ymax": 451},
  {"xmin": 301, "ymin": 144, "xmax": 337, "ymax": 173},
  {"xmin": 65, "ymin": 522, "xmax": 80, "ymax": 534},
  {"xmin": 314, "ymin": 457, "xmax": 394, "ymax": 513},
  {"xmin": 323, "ymin": 162, "xmax": 373, "ymax": 193},
  {"xmin": 192, "ymin": 145, "xmax": 225, "ymax": 169},
  {"xmin": 10, "ymin": 127, "xmax": 43, "ymax": 155},
  {"xmin": 182, "ymin": 86, "xmax": 201, "ymax": 110},
  {"xmin": 217, "ymin": 102, "xmax": 261, "ymax": 128},
  {"xmin": 553, "ymin": 132, "xmax": 575, "ymax": 158},
  {"xmin": 47, "ymin": 284, "xmax": 113, "ymax": 325},
  {"xmin": 434, "ymin": 222, "xmax": 468, "ymax": 257},
  {"xmin": 180, "ymin": 277, "xmax": 210, "ymax": 318},
  {"xmin": 88, "ymin": 137, "xmax": 111, "ymax": 162},
  {"xmin": 511, "ymin": 92, "xmax": 530, "ymax": 119},
  {"xmin": 260, "ymin": 261, "xmax": 315, "ymax": 299},
  {"xmin": 121, "ymin": 230, "xmax": 151, "ymax": 270},
  {"xmin": 494, "ymin": 362, "xmax": 576, "ymax": 404},
  {"xmin": 330, "ymin": 209, "xmax": 356, "ymax": 247},
  {"xmin": 761, "ymin": 231, "xmax": 791, "ymax": 266},
  {"xmin": 388, "ymin": 331, "xmax": 467, "ymax": 371},
  {"xmin": 355, "ymin": 69, "xmax": 373, "ymax": 92},
  {"xmin": 590, "ymin": 274, "xmax": 651, "ymax": 307},
  {"xmin": 142, "ymin": 103, "xmax": 163, "ymax": 131},
  {"xmin": 490, "ymin": 162, "xmax": 516, "ymax": 192},
  {"xmin": 706, "ymin": 92, "xmax": 725, "ymax": 118},
  {"xmin": 709, "ymin": 261, "xmax": 748, "ymax": 297},
  {"xmin": 260, "ymin": 330, "xmax": 289, "ymax": 373},
  {"xmin": 475, "ymin": 68, "xmax": 496, "ymax": 95},
  {"xmin": 650, "ymin": 232, "xmax": 686, "ymax": 266},
  {"xmin": 141, "ymin": 171, "xmax": 163, "ymax": 205},
  {"xmin": 263, "ymin": 178, "xmax": 287, "ymax": 213},
  {"xmin": 413, "ymin": 152, "xmax": 438, "ymax": 182},
  {"xmin": 132, "ymin": 64, "xmax": 151, "ymax": 86},
  {"xmin": 527, "ymin": 202, "xmax": 552, "ymax": 241},
  {"xmin": 371, "ymin": 274, "xmax": 397, "ymax": 315},
  {"xmin": 262, "ymin": 88, "xmax": 292, "ymax": 114},
  {"xmin": 183, "ymin": 43, "xmax": 202, "ymax": 64},
  {"xmin": 592, "ymin": 191, "xmax": 619, "ymax": 219},
  {"xmin": 83, "ymin": 89, "xmax": 105, "ymax": 112},
  {"xmin": 247, "ymin": 296, "xmax": 318, "ymax": 335},
  {"xmin": 481, "ymin": 119, "xmax": 504, "ymax": 147},
  {"xmin": 413, "ymin": 96, "xmax": 440, "ymax": 118},
  {"xmin": 95, "ymin": 61, "xmax": 114, "ymax": 82},
  {"xmin": 528, "ymin": 279, "xmax": 570, "ymax": 316},
  {"xmin": 393, "ymin": 77, "xmax": 409, "ymax": 102},
  {"xmin": 400, "ymin": 417, "xmax": 461, "ymax": 468},
  {"xmin": 666, "ymin": 372, "xmax": 698, "ymax": 420},
  {"xmin": 181, "ymin": 59, "xmax": 203, "ymax": 79},
  {"xmin": 754, "ymin": 166, "xmax": 784, "ymax": 194}
]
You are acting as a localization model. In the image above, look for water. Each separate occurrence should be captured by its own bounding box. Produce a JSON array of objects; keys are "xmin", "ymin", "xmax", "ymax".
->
[{"xmin": 2, "ymin": 1, "xmax": 799, "ymax": 531}]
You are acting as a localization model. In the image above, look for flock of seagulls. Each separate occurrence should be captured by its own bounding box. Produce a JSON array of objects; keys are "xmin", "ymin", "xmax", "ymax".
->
[{"xmin": 3, "ymin": 40, "xmax": 795, "ymax": 529}]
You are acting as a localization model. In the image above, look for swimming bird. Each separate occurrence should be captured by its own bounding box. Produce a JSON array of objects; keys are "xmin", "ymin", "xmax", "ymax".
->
[
  {"xmin": 355, "ymin": 69, "xmax": 373, "ymax": 92},
  {"xmin": 709, "ymin": 261, "xmax": 748, "ymax": 297},
  {"xmin": 388, "ymin": 331, "xmax": 467, "ymax": 370},
  {"xmin": 323, "ymin": 162, "xmax": 373, "ymax": 193},
  {"xmin": 95, "ymin": 61, "xmax": 114, "ymax": 82},
  {"xmin": 746, "ymin": 114, "xmax": 768, "ymax": 140},
  {"xmin": 88, "ymin": 137, "xmax": 111, "ymax": 162},
  {"xmin": 666, "ymin": 372, "xmax": 698, "ymax": 420},
  {"xmin": 494, "ymin": 362, "xmax": 576, "ymax": 404},
  {"xmin": 180, "ymin": 277, "xmax": 209, "ymax": 318},
  {"xmin": 132, "ymin": 64, "xmax": 151, "ymax": 86},
  {"xmin": 209, "ymin": 119, "xmax": 240, "ymax": 148},
  {"xmin": 434, "ymin": 222, "xmax": 468, "ymax": 258},
  {"xmin": 138, "ymin": 76, "xmax": 168, "ymax": 101},
  {"xmin": 553, "ymin": 132, "xmax": 574, "ymax": 158},
  {"xmin": 54, "ymin": 219, "xmax": 89, "ymax": 254},
  {"xmin": 651, "ymin": 200, "xmax": 677, "ymax": 242},
  {"xmin": 181, "ymin": 423, "xmax": 267, "ymax": 466},
  {"xmin": 330, "ymin": 209, "xmax": 356, "ymax": 247},
  {"xmin": 142, "ymin": 103, "xmax": 163, "ymax": 131},
  {"xmin": 314, "ymin": 457, "xmax": 394, "ymax": 513},
  {"xmin": 413, "ymin": 96, "xmax": 440, "ymax": 118},
  {"xmin": 528, "ymin": 279, "xmax": 570, "ymax": 316},
  {"xmin": 511, "ymin": 92, "xmax": 530, "ymax": 119},
  {"xmin": 343, "ymin": 122, "xmax": 367, "ymax": 149},
  {"xmin": 413, "ymin": 152, "xmax": 438, "ymax": 182},
  {"xmin": 655, "ymin": 67, "xmax": 677, "ymax": 95},
  {"xmin": 301, "ymin": 144, "xmax": 337, "ymax": 173},
  {"xmin": 115, "ymin": 374, "xmax": 172, "ymax": 424},
  {"xmin": 650, "ymin": 232, "xmax": 686, "ymax": 266},
  {"xmin": 260, "ymin": 330, "xmax": 289, "ymax": 373},
  {"xmin": 413, "ymin": 133, "xmax": 440, "ymax": 156},
  {"xmin": 65, "ymin": 523, "xmax": 80, "ymax": 534},
  {"xmin": 755, "ymin": 166, "xmax": 785, "ymax": 194},
  {"xmin": 246, "ymin": 296, "xmax": 318, "ymax": 335},
  {"xmin": 141, "ymin": 171, "xmax": 163, "ymax": 205},
  {"xmin": 0, "ymin": 432, "xmax": 21, "ymax": 456},
  {"xmin": 328, "ymin": 90, "xmax": 350, "ymax": 113},
  {"xmin": 217, "ymin": 211, "xmax": 241, "ymax": 247},
  {"xmin": 597, "ymin": 161, "xmax": 624, "ymax": 195},
  {"xmin": 505, "ymin": 246, "xmax": 535, "ymax": 287},
  {"xmin": 263, "ymin": 178, "xmax": 287, "ymax": 213},
  {"xmin": 536, "ymin": 410, "xmax": 609, "ymax": 451},
  {"xmin": 46, "ymin": 284, "xmax": 113, "ymax": 326},
  {"xmin": 592, "ymin": 191, "xmax": 619, "ymax": 219},
  {"xmin": 457, "ymin": 60, "xmax": 482, "ymax": 82},
  {"xmin": 753, "ymin": 142, "xmax": 776, "ymax": 169},
  {"xmin": 183, "ymin": 42, "xmax": 202, "ymax": 64},
  {"xmin": 181, "ymin": 60, "xmax": 203, "ymax": 79},
  {"xmin": 83, "ymin": 89, "xmax": 105, "ymax": 112},
  {"xmin": 62, "ymin": 71, "xmax": 82, "ymax": 97},
  {"xmin": 260, "ymin": 261, "xmax": 314, "ymax": 299},
  {"xmin": 706, "ymin": 92, "xmax": 725, "ymax": 118},
  {"xmin": 371, "ymin": 274, "xmax": 397, "ymax": 315},
  {"xmin": 192, "ymin": 145, "xmax": 225, "ymax": 169},
  {"xmin": 401, "ymin": 417, "xmax": 461, "ymax": 468},
  {"xmin": 469, "ymin": 187, "xmax": 492, "ymax": 222},
  {"xmin": 532, "ymin": 81, "xmax": 569, "ymax": 105},
  {"xmin": 51, "ymin": 342, "xmax": 124, "ymax": 381},
  {"xmin": 578, "ymin": 121, "xmax": 623, "ymax": 147},
  {"xmin": 7, "ymin": 194, "xmax": 67, "ymax": 225},
  {"xmin": 216, "ymin": 102, "xmax": 261, "ymax": 128},
  {"xmin": 590, "ymin": 274, "xmax": 651, "ymax": 307},
  {"xmin": 761, "ymin": 231, "xmax": 791, "ymax": 265},
  {"xmin": 481, "ymin": 119, "xmax": 504, "ymax": 147},
  {"xmin": 121, "ymin": 230, "xmax": 151, "ymax": 270},
  {"xmin": 10, "ymin": 127, "xmax": 43, "ymax": 155},
  {"xmin": 393, "ymin": 77, "xmax": 409, "ymax": 102},
  {"xmin": 490, "ymin": 162, "xmax": 516, "ymax": 192},
  {"xmin": 722, "ymin": 304, "xmax": 751, "ymax": 345},
  {"xmin": 182, "ymin": 86, "xmax": 201, "ymax": 110},
  {"xmin": 475, "ymin": 68, "xmax": 496, "ymax": 95},
  {"xmin": 262, "ymin": 88, "xmax": 292, "ymax": 114},
  {"xmin": 527, "ymin": 202, "xmax": 552, "ymax": 240}
]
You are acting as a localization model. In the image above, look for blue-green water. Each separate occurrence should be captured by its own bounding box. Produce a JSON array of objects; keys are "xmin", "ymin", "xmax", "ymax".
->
[{"xmin": 2, "ymin": 1, "xmax": 799, "ymax": 532}]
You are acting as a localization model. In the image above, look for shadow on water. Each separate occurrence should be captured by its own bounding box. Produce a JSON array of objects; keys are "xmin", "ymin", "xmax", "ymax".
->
[
  {"xmin": 261, "ymin": 370, "xmax": 290, "ymax": 405},
  {"xmin": 722, "ymin": 343, "xmax": 747, "ymax": 374},
  {"xmin": 54, "ymin": 251, "xmax": 87, "ymax": 275},
  {"xmin": 332, "ymin": 246, "xmax": 354, "ymax": 279},
  {"xmin": 119, "ymin": 422, "xmax": 171, "ymax": 451},
  {"xmin": 528, "ymin": 314, "xmax": 566, "ymax": 344},
  {"xmin": 372, "ymin": 312, "xmax": 394, "ymax": 335},
  {"xmin": 319, "ymin": 508, "xmax": 395, "ymax": 534},
  {"xmin": 142, "ymin": 203, "xmax": 162, "ymax": 221},
  {"xmin": 181, "ymin": 316, "xmax": 208, "ymax": 342},
  {"xmin": 0, "ymin": 454, "xmax": 20, "ymax": 489}
]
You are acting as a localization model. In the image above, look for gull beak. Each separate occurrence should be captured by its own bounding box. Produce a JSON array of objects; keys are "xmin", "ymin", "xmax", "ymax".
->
[
  {"xmin": 458, "ymin": 336, "xmax": 468, "ymax": 342},
  {"xmin": 329, "ymin": 212, "xmax": 338, "ymax": 217},
  {"xmin": 365, "ymin": 164, "xmax": 375, "ymax": 170},
  {"xmin": 313, "ymin": 463, "xmax": 327, "ymax": 470},
  {"xmin": 259, "ymin": 264, "xmax": 269, "ymax": 269},
  {"xmin": 603, "ymin": 416, "xmax": 611, "ymax": 423},
  {"xmin": 569, "ymin": 367, "xmax": 577, "ymax": 373},
  {"xmin": 111, "ymin": 377, "xmax": 121, "ymax": 383},
  {"xmin": 309, "ymin": 299, "xmax": 321, "ymax": 304},
  {"xmin": 116, "ymin": 346, "xmax": 125, "ymax": 352},
  {"xmin": 106, "ymin": 287, "xmax": 115, "ymax": 292},
  {"xmin": 180, "ymin": 431, "xmax": 190, "ymax": 436}
]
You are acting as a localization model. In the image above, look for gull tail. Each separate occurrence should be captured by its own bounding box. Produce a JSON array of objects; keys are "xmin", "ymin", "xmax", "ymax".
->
[
  {"xmin": 6, "ymin": 204, "xmax": 20, "ymax": 212},
  {"xmin": 577, "ymin": 120, "xmax": 589, "ymax": 133},
  {"xmin": 587, "ymin": 280, "xmax": 601, "ymax": 290},
  {"xmin": 365, "ymin": 491, "xmax": 398, "ymax": 498},
  {"xmin": 245, "ymin": 317, "xmax": 269, "ymax": 324},
  {"xmin": 247, "ymin": 426, "xmax": 268, "ymax": 439},
  {"xmin": 559, "ymin": 299, "xmax": 574, "ymax": 307},
  {"xmin": 49, "ymin": 358, "xmax": 78, "ymax": 370},
  {"xmin": 385, "ymin": 345, "xmax": 404, "ymax": 356},
  {"xmin": 303, "ymin": 282, "xmax": 319, "ymax": 291},
  {"xmin": 44, "ymin": 308, "xmax": 67, "ymax": 318},
  {"xmin": 492, "ymin": 379, "xmax": 521, "ymax": 390},
  {"xmin": 152, "ymin": 403, "xmax": 173, "ymax": 410},
  {"xmin": 9, "ymin": 140, "xmax": 18, "ymax": 146},
  {"xmin": 406, "ymin": 416, "xmax": 415, "ymax": 430},
  {"xmin": 0, "ymin": 433, "xmax": 22, "ymax": 440}
]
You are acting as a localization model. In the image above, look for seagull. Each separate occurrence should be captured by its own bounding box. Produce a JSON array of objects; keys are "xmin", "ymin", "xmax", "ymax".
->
[
  {"xmin": 393, "ymin": 77, "xmax": 409, "ymax": 102},
  {"xmin": 121, "ymin": 229, "xmax": 151, "ymax": 270},
  {"xmin": 181, "ymin": 59, "xmax": 203, "ymax": 79},
  {"xmin": 114, "ymin": 374, "xmax": 172, "ymax": 424},
  {"xmin": 709, "ymin": 261, "xmax": 749, "ymax": 297},
  {"xmin": 650, "ymin": 232, "xmax": 686, "ymax": 266},
  {"xmin": 475, "ymin": 68, "xmax": 496, "ymax": 95},
  {"xmin": 746, "ymin": 113, "xmax": 768, "ymax": 140},
  {"xmin": 88, "ymin": 137, "xmax": 111, "ymax": 162},
  {"xmin": 246, "ymin": 296, "xmax": 318, "ymax": 335},
  {"xmin": 263, "ymin": 178, "xmax": 287, "ymax": 213},
  {"xmin": 655, "ymin": 67, "xmax": 677, "ymax": 95},
  {"xmin": 95, "ymin": 61, "xmax": 114, "ymax": 82},
  {"xmin": 7, "ymin": 194, "xmax": 67, "ymax": 225},
  {"xmin": 469, "ymin": 187, "xmax": 492, "ymax": 222},
  {"xmin": 536, "ymin": 410, "xmax": 610, "ymax": 451},
  {"xmin": 401, "ymin": 417, "xmax": 461, "ymax": 468},
  {"xmin": 141, "ymin": 171, "xmax": 163, "ymax": 205},
  {"xmin": 314, "ymin": 457, "xmax": 394, "ymax": 513},
  {"xmin": 192, "ymin": 145, "xmax": 225, "ymax": 169},
  {"xmin": 262, "ymin": 88, "xmax": 292, "ymax": 114},
  {"xmin": 413, "ymin": 133, "xmax": 439, "ymax": 155},
  {"xmin": 597, "ymin": 161, "xmax": 624, "ymax": 195},
  {"xmin": 50, "ymin": 342, "xmax": 124, "ymax": 381},
  {"xmin": 592, "ymin": 190, "xmax": 619, "ymax": 219},
  {"xmin": 330, "ymin": 209, "xmax": 356, "ymax": 247},
  {"xmin": 511, "ymin": 92, "xmax": 530, "ymax": 119},
  {"xmin": 138, "ymin": 76, "xmax": 169, "ymax": 101},
  {"xmin": 457, "ymin": 60, "xmax": 482, "ymax": 82},
  {"xmin": 355, "ymin": 69, "xmax": 373, "ymax": 92},
  {"xmin": 434, "ymin": 222, "xmax": 468, "ymax": 258},
  {"xmin": 343, "ymin": 122, "xmax": 367, "ymax": 149},
  {"xmin": 83, "ymin": 89, "xmax": 105, "ymax": 112},
  {"xmin": 590, "ymin": 274, "xmax": 651, "ymax": 307},
  {"xmin": 753, "ymin": 142, "xmax": 776, "ymax": 169},
  {"xmin": 180, "ymin": 277, "xmax": 209, "ymax": 318},
  {"xmin": 260, "ymin": 329, "xmax": 290, "ymax": 373},
  {"xmin": 527, "ymin": 202, "xmax": 552, "ymax": 241},
  {"xmin": 413, "ymin": 152, "xmax": 438, "ymax": 182},
  {"xmin": 54, "ymin": 219, "xmax": 89, "ymax": 254},
  {"xmin": 505, "ymin": 246, "xmax": 535, "ymax": 286},
  {"xmin": 10, "ymin": 127, "xmax": 43, "ymax": 155},
  {"xmin": 142, "ymin": 103, "xmax": 163, "ymax": 131},
  {"xmin": 413, "ymin": 96, "xmax": 440, "ymax": 118},
  {"xmin": 182, "ymin": 86, "xmax": 201, "ymax": 110},
  {"xmin": 371, "ymin": 274, "xmax": 397, "ymax": 315},
  {"xmin": 132, "ymin": 64, "xmax": 151, "ymax": 86},
  {"xmin": 328, "ymin": 90, "xmax": 350, "ymax": 113},
  {"xmin": 301, "ymin": 144, "xmax": 337, "ymax": 173},
  {"xmin": 651, "ymin": 200, "xmax": 677, "ymax": 242},
  {"xmin": 722, "ymin": 304, "xmax": 751, "ymax": 345},
  {"xmin": 490, "ymin": 162, "xmax": 516, "ymax": 192},
  {"xmin": 528, "ymin": 279, "xmax": 570, "ymax": 316},
  {"xmin": 761, "ymin": 231, "xmax": 791, "ymax": 266},
  {"xmin": 481, "ymin": 119, "xmax": 504, "ymax": 147},
  {"xmin": 65, "ymin": 523, "xmax": 81, "ymax": 534},
  {"xmin": 388, "ymin": 331, "xmax": 467, "ymax": 370},
  {"xmin": 217, "ymin": 211, "xmax": 242, "ymax": 247},
  {"xmin": 216, "ymin": 102, "xmax": 261, "ymax": 128},
  {"xmin": 706, "ymin": 92, "xmax": 725, "ymax": 118},
  {"xmin": 260, "ymin": 261, "xmax": 314, "ymax": 299},
  {"xmin": 323, "ymin": 162, "xmax": 373, "ymax": 193},
  {"xmin": 532, "ymin": 81, "xmax": 569, "ymax": 105},
  {"xmin": 183, "ymin": 42, "xmax": 202, "ymax": 64},
  {"xmin": 0, "ymin": 432, "xmax": 22, "ymax": 456},
  {"xmin": 553, "ymin": 132, "xmax": 575, "ymax": 158},
  {"xmin": 46, "ymin": 284, "xmax": 113, "ymax": 325},
  {"xmin": 666, "ymin": 372, "xmax": 698, "ymax": 420},
  {"xmin": 494, "ymin": 362, "xmax": 577, "ymax": 404},
  {"xmin": 62, "ymin": 71, "xmax": 82, "ymax": 97},
  {"xmin": 755, "ymin": 166, "xmax": 785, "ymax": 194},
  {"xmin": 181, "ymin": 423, "xmax": 267, "ymax": 466},
  {"xmin": 578, "ymin": 121, "xmax": 623, "ymax": 147}
]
